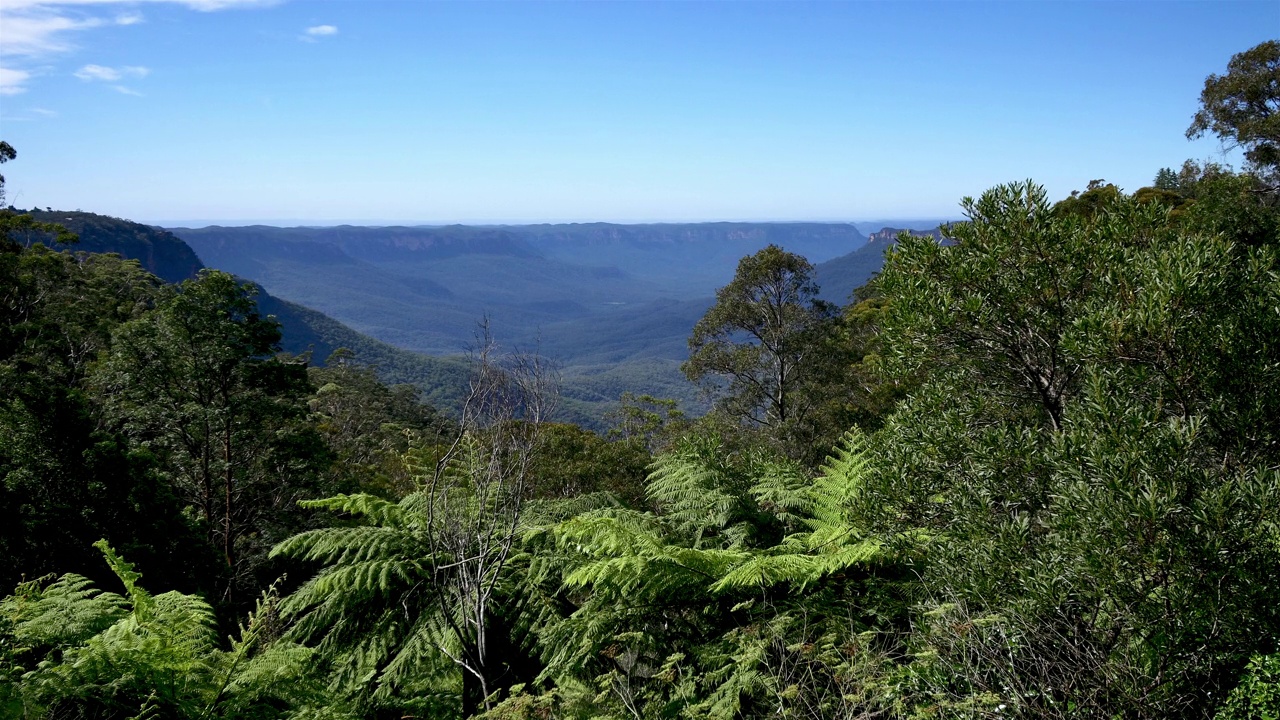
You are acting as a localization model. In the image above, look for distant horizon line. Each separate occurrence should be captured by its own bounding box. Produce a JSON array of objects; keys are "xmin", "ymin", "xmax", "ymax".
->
[{"xmin": 144, "ymin": 217, "xmax": 961, "ymax": 229}]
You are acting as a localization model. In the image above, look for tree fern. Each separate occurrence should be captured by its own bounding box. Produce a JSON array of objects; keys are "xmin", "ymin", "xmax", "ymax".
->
[
  {"xmin": 272, "ymin": 427, "xmax": 544, "ymax": 716},
  {"xmin": 526, "ymin": 428, "xmax": 901, "ymax": 719},
  {"xmin": 2, "ymin": 542, "xmax": 329, "ymax": 720},
  {"xmin": 272, "ymin": 490, "xmax": 451, "ymax": 711},
  {"xmin": 2, "ymin": 572, "xmax": 127, "ymax": 653}
]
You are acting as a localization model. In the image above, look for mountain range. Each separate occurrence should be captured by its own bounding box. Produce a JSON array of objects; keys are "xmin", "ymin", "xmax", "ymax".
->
[{"xmin": 25, "ymin": 211, "xmax": 930, "ymax": 425}]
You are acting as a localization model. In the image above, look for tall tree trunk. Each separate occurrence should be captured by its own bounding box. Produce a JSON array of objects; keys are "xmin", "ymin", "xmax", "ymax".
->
[
  {"xmin": 223, "ymin": 420, "xmax": 234, "ymax": 598},
  {"xmin": 201, "ymin": 423, "xmax": 214, "ymax": 548},
  {"xmin": 461, "ymin": 667, "xmax": 483, "ymax": 717}
]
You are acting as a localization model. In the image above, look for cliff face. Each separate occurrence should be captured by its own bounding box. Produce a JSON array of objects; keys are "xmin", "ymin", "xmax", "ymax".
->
[
  {"xmin": 26, "ymin": 209, "xmax": 204, "ymax": 284},
  {"xmin": 17, "ymin": 209, "xmax": 456, "ymax": 389},
  {"xmin": 813, "ymin": 227, "xmax": 949, "ymax": 304},
  {"xmin": 865, "ymin": 226, "xmax": 946, "ymax": 244}
]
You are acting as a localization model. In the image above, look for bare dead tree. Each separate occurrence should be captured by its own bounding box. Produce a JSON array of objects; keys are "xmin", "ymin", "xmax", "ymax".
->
[{"xmin": 416, "ymin": 321, "xmax": 558, "ymax": 713}]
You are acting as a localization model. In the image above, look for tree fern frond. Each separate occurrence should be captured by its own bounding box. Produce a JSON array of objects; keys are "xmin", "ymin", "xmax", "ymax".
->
[
  {"xmin": 809, "ymin": 429, "xmax": 872, "ymax": 534},
  {"xmin": 219, "ymin": 642, "xmax": 320, "ymax": 708},
  {"xmin": 270, "ymin": 525, "xmax": 425, "ymax": 567},
  {"xmin": 2, "ymin": 573, "xmax": 127, "ymax": 650},
  {"xmin": 283, "ymin": 559, "xmax": 423, "ymax": 619},
  {"xmin": 749, "ymin": 459, "xmax": 811, "ymax": 529},
  {"xmin": 709, "ymin": 554, "xmax": 823, "ymax": 593},
  {"xmin": 521, "ymin": 492, "xmax": 621, "ymax": 530},
  {"xmin": 298, "ymin": 493, "xmax": 409, "ymax": 527},
  {"xmin": 647, "ymin": 434, "xmax": 745, "ymax": 540},
  {"xmin": 94, "ymin": 539, "xmax": 157, "ymax": 622}
]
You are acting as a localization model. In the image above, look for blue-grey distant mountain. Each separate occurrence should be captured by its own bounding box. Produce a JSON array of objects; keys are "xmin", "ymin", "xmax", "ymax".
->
[
  {"xmin": 23, "ymin": 210, "xmax": 473, "ymax": 411},
  {"xmin": 167, "ymin": 221, "xmax": 875, "ymax": 422},
  {"xmin": 515, "ymin": 222, "xmax": 867, "ymax": 292},
  {"xmin": 17, "ymin": 211, "xmax": 924, "ymax": 426},
  {"xmin": 19, "ymin": 212, "xmax": 946, "ymax": 425},
  {"xmin": 815, "ymin": 226, "xmax": 946, "ymax": 304},
  {"xmin": 170, "ymin": 222, "xmax": 868, "ymax": 358},
  {"xmin": 851, "ymin": 219, "xmax": 955, "ymax": 235},
  {"xmin": 864, "ymin": 226, "xmax": 947, "ymax": 244}
]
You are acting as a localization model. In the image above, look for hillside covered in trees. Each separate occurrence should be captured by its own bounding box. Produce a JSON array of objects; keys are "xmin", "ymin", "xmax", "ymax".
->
[
  {"xmin": 169, "ymin": 221, "xmax": 883, "ymax": 423},
  {"xmin": 2, "ymin": 40, "xmax": 1280, "ymax": 720}
]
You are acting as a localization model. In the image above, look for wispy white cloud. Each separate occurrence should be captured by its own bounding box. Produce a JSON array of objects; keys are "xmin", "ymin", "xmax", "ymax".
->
[
  {"xmin": 0, "ymin": 10, "xmax": 110, "ymax": 58},
  {"xmin": 73, "ymin": 64, "xmax": 148, "ymax": 96},
  {"xmin": 74, "ymin": 63, "xmax": 149, "ymax": 81},
  {"xmin": 0, "ymin": 67, "xmax": 33, "ymax": 95},
  {"xmin": 0, "ymin": 1, "xmax": 278, "ymax": 12},
  {"xmin": 299, "ymin": 23, "xmax": 336, "ymax": 42},
  {"xmin": 0, "ymin": 0, "xmax": 280, "ymax": 93},
  {"xmin": 0, "ymin": 105, "xmax": 60, "ymax": 121}
]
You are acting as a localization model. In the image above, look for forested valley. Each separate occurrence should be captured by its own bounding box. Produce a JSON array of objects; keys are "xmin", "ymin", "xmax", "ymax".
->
[{"xmin": 2, "ymin": 41, "xmax": 1279, "ymax": 720}]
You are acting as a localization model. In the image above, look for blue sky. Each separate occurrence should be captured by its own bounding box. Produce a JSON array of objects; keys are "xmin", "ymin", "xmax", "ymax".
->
[{"xmin": 0, "ymin": 1, "xmax": 1275, "ymax": 225}]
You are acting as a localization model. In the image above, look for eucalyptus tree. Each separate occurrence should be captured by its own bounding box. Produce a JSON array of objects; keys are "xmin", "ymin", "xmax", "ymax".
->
[
  {"xmin": 682, "ymin": 244, "xmax": 845, "ymax": 460},
  {"xmin": 92, "ymin": 270, "xmax": 327, "ymax": 607},
  {"xmin": 1187, "ymin": 40, "xmax": 1280, "ymax": 183},
  {"xmin": 0, "ymin": 140, "xmax": 14, "ymax": 204}
]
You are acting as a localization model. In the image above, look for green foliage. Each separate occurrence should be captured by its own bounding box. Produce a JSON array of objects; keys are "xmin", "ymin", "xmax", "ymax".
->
[
  {"xmin": 0, "ymin": 139, "xmax": 14, "ymax": 203},
  {"xmin": 883, "ymin": 180, "xmax": 1098, "ymax": 431},
  {"xmin": 1188, "ymin": 40, "xmax": 1280, "ymax": 180},
  {"xmin": 522, "ymin": 429, "xmax": 906, "ymax": 719},
  {"xmin": 1, "ymin": 543, "xmax": 329, "ymax": 720},
  {"xmin": 1052, "ymin": 179, "xmax": 1125, "ymax": 220},
  {"xmin": 1218, "ymin": 654, "xmax": 1280, "ymax": 720},
  {"xmin": 829, "ymin": 288, "xmax": 911, "ymax": 433},
  {"xmin": 275, "ymin": 360, "xmax": 554, "ymax": 717},
  {"xmin": 683, "ymin": 244, "xmax": 848, "ymax": 461},
  {"xmin": 270, "ymin": 490, "xmax": 461, "ymax": 716},
  {"xmin": 605, "ymin": 391, "xmax": 690, "ymax": 453},
  {"xmin": 1178, "ymin": 163, "xmax": 1280, "ymax": 247},
  {"xmin": 0, "ymin": 210, "xmax": 79, "ymax": 250},
  {"xmin": 92, "ymin": 270, "xmax": 329, "ymax": 606},
  {"xmin": 866, "ymin": 179, "xmax": 1280, "ymax": 718},
  {"xmin": 683, "ymin": 244, "xmax": 831, "ymax": 427},
  {"xmin": 10, "ymin": 49, "xmax": 1280, "ymax": 720},
  {"xmin": 526, "ymin": 422, "xmax": 650, "ymax": 507},
  {"xmin": 0, "ymin": 233, "xmax": 207, "ymax": 594},
  {"xmin": 308, "ymin": 349, "xmax": 453, "ymax": 498}
]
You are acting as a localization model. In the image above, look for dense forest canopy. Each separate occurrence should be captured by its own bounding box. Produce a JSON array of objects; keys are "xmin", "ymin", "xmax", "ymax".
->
[{"xmin": 3, "ymin": 41, "xmax": 1280, "ymax": 720}]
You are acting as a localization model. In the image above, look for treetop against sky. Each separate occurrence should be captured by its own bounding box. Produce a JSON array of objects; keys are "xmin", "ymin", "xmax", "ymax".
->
[{"xmin": 0, "ymin": 0, "xmax": 1274, "ymax": 224}]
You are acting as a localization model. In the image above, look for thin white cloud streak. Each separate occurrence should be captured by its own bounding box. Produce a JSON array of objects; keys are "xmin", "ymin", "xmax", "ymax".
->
[
  {"xmin": 74, "ymin": 63, "xmax": 149, "ymax": 81},
  {"xmin": 0, "ymin": 67, "xmax": 33, "ymax": 94},
  {"xmin": 304, "ymin": 24, "xmax": 336, "ymax": 36},
  {"xmin": 111, "ymin": 84, "xmax": 143, "ymax": 96},
  {"xmin": 0, "ymin": 0, "xmax": 279, "ymax": 93},
  {"xmin": 0, "ymin": 10, "xmax": 108, "ymax": 57},
  {"xmin": 0, "ymin": 1, "xmax": 279, "ymax": 11},
  {"xmin": 0, "ymin": 106, "xmax": 60, "ymax": 121}
]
